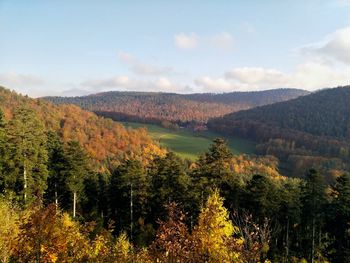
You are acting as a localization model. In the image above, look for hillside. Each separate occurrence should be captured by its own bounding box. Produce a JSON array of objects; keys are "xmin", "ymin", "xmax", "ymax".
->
[
  {"xmin": 44, "ymin": 89, "xmax": 309, "ymax": 124},
  {"xmin": 0, "ymin": 87, "xmax": 164, "ymax": 167},
  {"xmin": 208, "ymin": 86, "xmax": 350, "ymax": 178}
]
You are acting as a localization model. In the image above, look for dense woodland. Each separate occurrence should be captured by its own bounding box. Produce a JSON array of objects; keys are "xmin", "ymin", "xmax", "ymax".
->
[
  {"xmin": 44, "ymin": 89, "xmax": 308, "ymax": 125},
  {"xmin": 0, "ymin": 87, "xmax": 164, "ymax": 168},
  {"xmin": 0, "ymin": 87, "xmax": 349, "ymax": 262},
  {"xmin": 209, "ymin": 87, "xmax": 350, "ymax": 179}
]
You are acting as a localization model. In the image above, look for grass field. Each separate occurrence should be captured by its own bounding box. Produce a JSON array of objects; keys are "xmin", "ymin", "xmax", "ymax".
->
[{"xmin": 122, "ymin": 122, "xmax": 256, "ymax": 160}]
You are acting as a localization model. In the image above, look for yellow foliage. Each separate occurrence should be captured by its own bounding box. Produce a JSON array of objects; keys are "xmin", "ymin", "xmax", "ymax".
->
[
  {"xmin": 0, "ymin": 199, "xmax": 19, "ymax": 263},
  {"xmin": 114, "ymin": 232, "xmax": 132, "ymax": 261},
  {"xmin": 192, "ymin": 190, "xmax": 243, "ymax": 262}
]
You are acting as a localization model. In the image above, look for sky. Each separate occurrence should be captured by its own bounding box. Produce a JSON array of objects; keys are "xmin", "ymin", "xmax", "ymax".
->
[{"xmin": 1, "ymin": 0, "xmax": 350, "ymax": 97}]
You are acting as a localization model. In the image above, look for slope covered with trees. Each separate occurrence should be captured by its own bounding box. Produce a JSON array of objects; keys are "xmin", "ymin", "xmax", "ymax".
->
[
  {"xmin": 44, "ymin": 89, "xmax": 308, "ymax": 125},
  {"xmin": 0, "ymin": 87, "xmax": 164, "ymax": 167},
  {"xmin": 209, "ymin": 86, "xmax": 350, "ymax": 178},
  {"xmin": 1, "ymin": 134, "xmax": 349, "ymax": 262}
]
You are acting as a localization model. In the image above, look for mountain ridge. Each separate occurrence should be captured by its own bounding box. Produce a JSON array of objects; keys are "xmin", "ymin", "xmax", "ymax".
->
[{"xmin": 44, "ymin": 88, "xmax": 309, "ymax": 124}]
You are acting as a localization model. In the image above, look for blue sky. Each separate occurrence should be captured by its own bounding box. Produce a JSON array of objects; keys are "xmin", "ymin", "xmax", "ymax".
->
[{"xmin": 1, "ymin": 0, "xmax": 350, "ymax": 97}]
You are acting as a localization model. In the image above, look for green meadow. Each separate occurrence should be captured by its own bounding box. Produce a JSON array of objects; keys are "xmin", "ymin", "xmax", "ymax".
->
[{"xmin": 122, "ymin": 122, "xmax": 256, "ymax": 160}]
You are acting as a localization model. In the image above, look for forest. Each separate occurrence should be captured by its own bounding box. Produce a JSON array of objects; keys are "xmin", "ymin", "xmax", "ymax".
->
[
  {"xmin": 209, "ymin": 86, "xmax": 350, "ymax": 179},
  {"xmin": 1, "ymin": 88, "xmax": 350, "ymax": 262},
  {"xmin": 44, "ymin": 89, "xmax": 308, "ymax": 125}
]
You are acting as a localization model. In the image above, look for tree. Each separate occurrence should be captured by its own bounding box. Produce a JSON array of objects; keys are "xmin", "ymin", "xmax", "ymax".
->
[
  {"xmin": 300, "ymin": 169, "xmax": 327, "ymax": 262},
  {"xmin": 5, "ymin": 107, "xmax": 48, "ymax": 204},
  {"xmin": 192, "ymin": 138, "xmax": 233, "ymax": 205},
  {"xmin": 64, "ymin": 140, "xmax": 90, "ymax": 218},
  {"xmin": 150, "ymin": 152, "xmax": 191, "ymax": 222},
  {"xmin": 83, "ymin": 172, "xmax": 109, "ymax": 224},
  {"xmin": 0, "ymin": 109, "xmax": 7, "ymax": 193},
  {"xmin": 44, "ymin": 131, "xmax": 69, "ymax": 208},
  {"xmin": 0, "ymin": 197, "xmax": 19, "ymax": 262},
  {"xmin": 110, "ymin": 159, "xmax": 150, "ymax": 243},
  {"xmin": 151, "ymin": 202, "xmax": 192, "ymax": 262},
  {"xmin": 191, "ymin": 190, "xmax": 243, "ymax": 262},
  {"xmin": 328, "ymin": 173, "xmax": 350, "ymax": 262},
  {"xmin": 13, "ymin": 204, "xmax": 90, "ymax": 262}
]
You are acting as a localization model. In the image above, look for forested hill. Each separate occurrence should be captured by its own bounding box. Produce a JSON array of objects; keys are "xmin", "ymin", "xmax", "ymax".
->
[
  {"xmin": 210, "ymin": 86, "xmax": 350, "ymax": 139},
  {"xmin": 0, "ymin": 86, "xmax": 164, "ymax": 166},
  {"xmin": 208, "ymin": 86, "xmax": 350, "ymax": 178},
  {"xmin": 44, "ymin": 89, "xmax": 309, "ymax": 124}
]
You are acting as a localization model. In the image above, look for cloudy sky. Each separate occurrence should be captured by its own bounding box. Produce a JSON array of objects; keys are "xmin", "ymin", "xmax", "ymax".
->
[{"xmin": 1, "ymin": 0, "xmax": 350, "ymax": 97}]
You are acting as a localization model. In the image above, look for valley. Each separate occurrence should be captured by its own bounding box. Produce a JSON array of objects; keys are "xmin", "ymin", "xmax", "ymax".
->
[
  {"xmin": 2, "ymin": 2, "xmax": 350, "ymax": 262},
  {"xmin": 121, "ymin": 121, "xmax": 256, "ymax": 160}
]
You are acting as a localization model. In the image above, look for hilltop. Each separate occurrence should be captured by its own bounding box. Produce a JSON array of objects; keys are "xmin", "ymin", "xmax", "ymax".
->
[{"xmin": 44, "ymin": 89, "xmax": 309, "ymax": 125}]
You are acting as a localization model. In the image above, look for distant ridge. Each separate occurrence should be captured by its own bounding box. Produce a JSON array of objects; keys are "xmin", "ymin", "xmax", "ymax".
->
[{"xmin": 44, "ymin": 88, "xmax": 309, "ymax": 124}]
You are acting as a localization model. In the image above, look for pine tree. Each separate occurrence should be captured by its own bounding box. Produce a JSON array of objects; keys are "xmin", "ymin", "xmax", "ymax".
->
[
  {"xmin": 110, "ymin": 159, "xmax": 150, "ymax": 242},
  {"xmin": 5, "ymin": 107, "xmax": 48, "ymax": 203},
  {"xmin": 193, "ymin": 138, "xmax": 233, "ymax": 204},
  {"xmin": 300, "ymin": 169, "xmax": 327, "ymax": 262},
  {"xmin": 44, "ymin": 131, "xmax": 69, "ymax": 208},
  {"xmin": 0, "ymin": 110, "xmax": 7, "ymax": 193},
  {"xmin": 64, "ymin": 140, "xmax": 89, "ymax": 218},
  {"xmin": 328, "ymin": 173, "xmax": 350, "ymax": 262},
  {"xmin": 150, "ymin": 152, "xmax": 191, "ymax": 221}
]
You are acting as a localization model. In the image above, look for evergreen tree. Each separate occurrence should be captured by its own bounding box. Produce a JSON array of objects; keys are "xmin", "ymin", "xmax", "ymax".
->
[
  {"xmin": 83, "ymin": 172, "xmax": 109, "ymax": 224},
  {"xmin": 44, "ymin": 131, "xmax": 69, "ymax": 208},
  {"xmin": 0, "ymin": 110, "xmax": 7, "ymax": 193},
  {"xmin": 110, "ymin": 159, "xmax": 150, "ymax": 242},
  {"xmin": 328, "ymin": 173, "xmax": 350, "ymax": 262},
  {"xmin": 5, "ymin": 107, "xmax": 48, "ymax": 203},
  {"xmin": 300, "ymin": 169, "xmax": 327, "ymax": 262},
  {"xmin": 243, "ymin": 174, "xmax": 280, "ymax": 221},
  {"xmin": 193, "ymin": 138, "xmax": 233, "ymax": 204},
  {"xmin": 64, "ymin": 140, "xmax": 89, "ymax": 218},
  {"xmin": 150, "ymin": 152, "xmax": 191, "ymax": 221}
]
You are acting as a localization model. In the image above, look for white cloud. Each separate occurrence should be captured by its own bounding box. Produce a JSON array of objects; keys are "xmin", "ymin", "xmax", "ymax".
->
[
  {"xmin": 293, "ymin": 61, "xmax": 350, "ymax": 89},
  {"xmin": 118, "ymin": 51, "xmax": 174, "ymax": 75},
  {"xmin": 195, "ymin": 76, "xmax": 245, "ymax": 92},
  {"xmin": 82, "ymin": 75, "xmax": 190, "ymax": 93},
  {"xmin": 301, "ymin": 26, "xmax": 350, "ymax": 65},
  {"xmin": 0, "ymin": 72, "xmax": 44, "ymax": 87},
  {"xmin": 174, "ymin": 33, "xmax": 198, "ymax": 50},
  {"xmin": 225, "ymin": 67, "xmax": 291, "ymax": 88},
  {"xmin": 211, "ymin": 32, "xmax": 234, "ymax": 51},
  {"xmin": 218, "ymin": 62, "xmax": 350, "ymax": 92}
]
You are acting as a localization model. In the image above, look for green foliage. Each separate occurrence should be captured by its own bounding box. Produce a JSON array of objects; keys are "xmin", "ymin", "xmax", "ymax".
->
[
  {"xmin": 209, "ymin": 86, "xmax": 350, "ymax": 178},
  {"xmin": 5, "ymin": 107, "xmax": 48, "ymax": 203},
  {"xmin": 327, "ymin": 173, "xmax": 350, "ymax": 262},
  {"xmin": 122, "ymin": 121, "xmax": 255, "ymax": 160}
]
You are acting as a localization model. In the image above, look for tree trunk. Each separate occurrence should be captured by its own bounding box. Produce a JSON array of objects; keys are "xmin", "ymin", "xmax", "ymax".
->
[
  {"xmin": 23, "ymin": 162, "xmax": 27, "ymax": 203},
  {"xmin": 73, "ymin": 191, "xmax": 76, "ymax": 218},
  {"xmin": 54, "ymin": 183, "xmax": 58, "ymax": 209},
  {"xmin": 311, "ymin": 217, "xmax": 315, "ymax": 263},
  {"xmin": 130, "ymin": 183, "xmax": 133, "ymax": 241},
  {"xmin": 286, "ymin": 217, "xmax": 289, "ymax": 261}
]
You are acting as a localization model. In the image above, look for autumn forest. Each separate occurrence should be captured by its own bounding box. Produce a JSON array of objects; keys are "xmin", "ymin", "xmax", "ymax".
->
[{"xmin": 1, "ymin": 2, "xmax": 350, "ymax": 262}]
